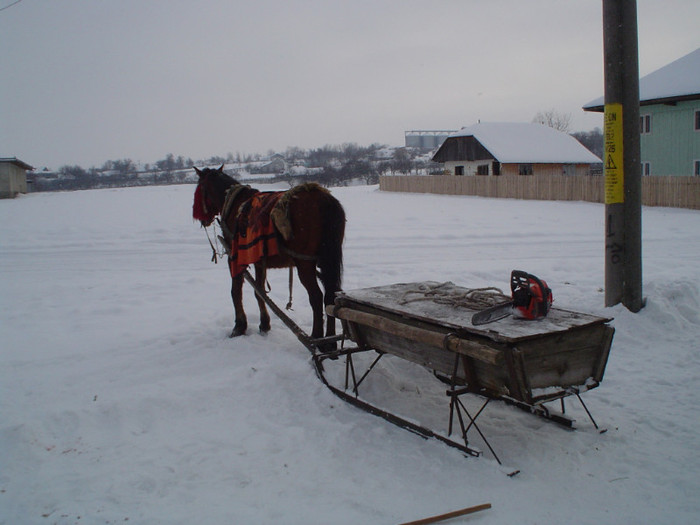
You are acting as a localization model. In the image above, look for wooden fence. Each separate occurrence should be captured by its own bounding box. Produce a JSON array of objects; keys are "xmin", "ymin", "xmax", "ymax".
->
[{"xmin": 379, "ymin": 175, "xmax": 700, "ymax": 210}]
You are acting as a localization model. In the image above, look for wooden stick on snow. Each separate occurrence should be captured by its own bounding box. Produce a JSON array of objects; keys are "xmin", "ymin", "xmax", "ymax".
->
[{"xmin": 399, "ymin": 503, "xmax": 492, "ymax": 525}]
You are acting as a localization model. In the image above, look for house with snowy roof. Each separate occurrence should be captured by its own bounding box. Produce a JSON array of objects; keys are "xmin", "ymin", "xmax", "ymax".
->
[
  {"xmin": 583, "ymin": 47, "xmax": 700, "ymax": 176},
  {"xmin": 0, "ymin": 157, "xmax": 33, "ymax": 198},
  {"xmin": 431, "ymin": 122, "xmax": 601, "ymax": 177}
]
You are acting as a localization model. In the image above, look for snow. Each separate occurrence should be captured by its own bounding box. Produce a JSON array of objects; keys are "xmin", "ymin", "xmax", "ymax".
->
[
  {"xmin": 446, "ymin": 122, "xmax": 602, "ymax": 164},
  {"xmin": 583, "ymin": 47, "xmax": 700, "ymax": 109},
  {"xmin": 1, "ymin": 183, "xmax": 700, "ymax": 524}
]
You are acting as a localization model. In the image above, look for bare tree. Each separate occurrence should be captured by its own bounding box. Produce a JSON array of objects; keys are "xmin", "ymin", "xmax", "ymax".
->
[
  {"xmin": 532, "ymin": 109, "xmax": 572, "ymax": 133},
  {"xmin": 571, "ymin": 127, "xmax": 604, "ymax": 159},
  {"xmin": 392, "ymin": 148, "xmax": 412, "ymax": 175}
]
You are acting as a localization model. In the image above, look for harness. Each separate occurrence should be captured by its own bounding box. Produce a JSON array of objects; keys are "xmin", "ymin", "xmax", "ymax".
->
[
  {"xmin": 202, "ymin": 183, "xmax": 314, "ymax": 310},
  {"xmin": 219, "ymin": 184, "xmax": 252, "ymax": 245}
]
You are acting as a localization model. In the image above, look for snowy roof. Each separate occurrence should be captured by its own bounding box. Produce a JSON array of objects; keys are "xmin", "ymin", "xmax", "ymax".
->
[
  {"xmin": 434, "ymin": 122, "xmax": 601, "ymax": 164},
  {"xmin": 583, "ymin": 47, "xmax": 700, "ymax": 111},
  {"xmin": 0, "ymin": 157, "xmax": 34, "ymax": 170}
]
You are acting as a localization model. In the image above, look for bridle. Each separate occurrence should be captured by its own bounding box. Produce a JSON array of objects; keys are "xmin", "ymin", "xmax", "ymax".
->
[
  {"xmin": 198, "ymin": 179, "xmax": 251, "ymax": 264},
  {"xmin": 196, "ymin": 179, "xmax": 224, "ymax": 263}
]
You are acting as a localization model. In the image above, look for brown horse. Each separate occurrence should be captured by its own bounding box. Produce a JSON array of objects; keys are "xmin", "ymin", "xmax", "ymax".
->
[{"xmin": 192, "ymin": 166, "xmax": 346, "ymax": 343}]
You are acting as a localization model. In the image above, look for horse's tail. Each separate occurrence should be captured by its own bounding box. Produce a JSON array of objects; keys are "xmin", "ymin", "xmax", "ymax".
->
[{"xmin": 317, "ymin": 192, "xmax": 346, "ymax": 301}]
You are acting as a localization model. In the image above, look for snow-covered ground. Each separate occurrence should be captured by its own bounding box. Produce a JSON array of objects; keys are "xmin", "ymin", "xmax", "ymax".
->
[{"xmin": 1, "ymin": 183, "xmax": 699, "ymax": 524}]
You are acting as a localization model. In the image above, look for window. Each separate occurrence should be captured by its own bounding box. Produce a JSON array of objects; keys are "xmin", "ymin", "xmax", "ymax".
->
[
  {"xmin": 641, "ymin": 162, "xmax": 651, "ymax": 176},
  {"xmin": 518, "ymin": 163, "xmax": 533, "ymax": 175},
  {"xmin": 476, "ymin": 164, "xmax": 489, "ymax": 175},
  {"xmin": 695, "ymin": 160, "xmax": 700, "ymax": 177},
  {"xmin": 454, "ymin": 165, "xmax": 464, "ymax": 176},
  {"xmin": 695, "ymin": 110, "xmax": 700, "ymax": 131},
  {"xmin": 640, "ymin": 114, "xmax": 651, "ymax": 134}
]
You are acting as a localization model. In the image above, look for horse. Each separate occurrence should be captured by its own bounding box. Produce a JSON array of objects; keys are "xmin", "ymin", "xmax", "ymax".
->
[{"xmin": 192, "ymin": 165, "xmax": 346, "ymax": 344}]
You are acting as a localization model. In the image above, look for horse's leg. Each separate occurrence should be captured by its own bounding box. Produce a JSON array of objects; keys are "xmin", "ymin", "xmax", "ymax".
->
[
  {"xmin": 324, "ymin": 288, "xmax": 337, "ymax": 338},
  {"xmin": 296, "ymin": 261, "xmax": 324, "ymax": 340},
  {"xmin": 254, "ymin": 263, "xmax": 271, "ymax": 334},
  {"xmin": 230, "ymin": 273, "xmax": 248, "ymax": 337}
]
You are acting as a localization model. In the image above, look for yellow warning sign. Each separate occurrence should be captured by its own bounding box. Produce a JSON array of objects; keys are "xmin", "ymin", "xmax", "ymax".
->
[{"xmin": 604, "ymin": 103, "xmax": 624, "ymax": 204}]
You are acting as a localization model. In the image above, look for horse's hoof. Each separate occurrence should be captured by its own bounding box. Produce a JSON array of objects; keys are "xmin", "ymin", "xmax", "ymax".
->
[
  {"xmin": 259, "ymin": 323, "xmax": 271, "ymax": 334},
  {"xmin": 229, "ymin": 326, "xmax": 247, "ymax": 338}
]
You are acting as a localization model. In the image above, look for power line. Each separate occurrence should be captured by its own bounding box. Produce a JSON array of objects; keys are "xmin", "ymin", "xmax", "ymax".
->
[{"xmin": 0, "ymin": 0, "xmax": 24, "ymax": 13}]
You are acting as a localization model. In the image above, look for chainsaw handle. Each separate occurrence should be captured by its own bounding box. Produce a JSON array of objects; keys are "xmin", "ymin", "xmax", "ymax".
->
[{"xmin": 510, "ymin": 270, "xmax": 552, "ymax": 317}]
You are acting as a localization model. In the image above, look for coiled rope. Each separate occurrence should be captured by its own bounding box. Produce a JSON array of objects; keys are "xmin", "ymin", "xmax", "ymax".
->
[{"xmin": 397, "ymin": 282, "xmax": 509, "ymax": 311}]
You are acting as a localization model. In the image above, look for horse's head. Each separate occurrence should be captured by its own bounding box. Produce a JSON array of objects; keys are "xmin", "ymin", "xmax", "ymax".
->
[{"xmin": 192, "ymin": 164, "xmax": 237, "ymax": 226}]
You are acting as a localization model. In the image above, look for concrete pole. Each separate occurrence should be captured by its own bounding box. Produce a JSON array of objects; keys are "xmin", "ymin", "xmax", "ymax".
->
[{"xmin": 602, "ymin": 0, "xmax": 644, "ymax": 312}]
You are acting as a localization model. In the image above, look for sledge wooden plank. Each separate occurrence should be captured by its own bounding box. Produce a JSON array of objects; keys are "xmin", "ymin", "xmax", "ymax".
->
[
  {"xmin": 332, "ymin": 307, "xmax": 504, "ymax": 366},
  {"xmin": 334, "ymin": 281, "xmax": 611, "ymax": 343}
]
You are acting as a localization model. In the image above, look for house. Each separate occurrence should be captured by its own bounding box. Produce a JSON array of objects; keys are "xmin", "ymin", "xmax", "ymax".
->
[
  {"xmin": 431, "ymin": 122, "xmax": 601, "ymax": 176},
  {"xmin": 583, "ymin": 47, "xmax": 700, "ymax": 176},
  {"xmin": 260, "ymin": 154, "xmax": 288, "ymax": 174},
  {"xmin": 0, "ymin": 157, "xmax": 34, "ymax": 198}
]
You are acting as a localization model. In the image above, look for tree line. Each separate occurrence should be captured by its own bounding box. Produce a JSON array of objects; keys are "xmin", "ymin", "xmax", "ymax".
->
[
  {"xmin": 29, "ymin": 144, "xmax": 442, "ymax": 191},
  {"xmin": 29, "ymin": 126, "xmax": 603, "ymax": 192}
]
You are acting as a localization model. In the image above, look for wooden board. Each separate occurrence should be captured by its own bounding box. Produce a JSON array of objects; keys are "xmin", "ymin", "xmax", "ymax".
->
[{"xmin": 336, "ymin": 281, "xmax": 611, "ymax": 343}]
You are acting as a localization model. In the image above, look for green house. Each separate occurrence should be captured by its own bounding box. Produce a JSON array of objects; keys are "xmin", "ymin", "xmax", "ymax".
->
[{"xmin": 583, "ymin": 47, "xmax": 700, "ymax": 176}]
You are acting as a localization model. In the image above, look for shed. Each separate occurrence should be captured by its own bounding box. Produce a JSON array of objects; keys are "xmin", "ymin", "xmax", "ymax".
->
[
  {"xmin": 583, "ymin": 47, "xmax": 700, "ymax": 176},
  {"xmin": 432, "ymin": 122, "xmax": 601, "ymax": 177},
  {"xmin": 0, "ymin": 158, "xmax": 34, "ymax": 198}
]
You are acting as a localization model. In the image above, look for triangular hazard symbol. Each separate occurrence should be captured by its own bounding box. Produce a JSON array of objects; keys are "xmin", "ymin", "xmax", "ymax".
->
[{"xmin": 605, "ymin": 155, "xmax": 617, "ymax": 170}]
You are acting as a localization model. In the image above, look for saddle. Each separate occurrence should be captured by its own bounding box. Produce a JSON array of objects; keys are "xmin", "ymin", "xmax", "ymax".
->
[{"xmin": 225, "ymin": 183, "xmax": 328, "ymax": 277}]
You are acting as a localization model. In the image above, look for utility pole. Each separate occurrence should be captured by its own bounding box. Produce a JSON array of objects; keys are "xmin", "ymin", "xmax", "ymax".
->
[{"xmin": 602, "ymin": 0, "xmax": 644, "ymax": 312}]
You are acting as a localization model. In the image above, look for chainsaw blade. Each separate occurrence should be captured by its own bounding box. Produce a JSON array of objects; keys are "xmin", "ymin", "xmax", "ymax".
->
[{"xmin": 471, "ymin": 302, "xmax": 514, "ymax": 326}]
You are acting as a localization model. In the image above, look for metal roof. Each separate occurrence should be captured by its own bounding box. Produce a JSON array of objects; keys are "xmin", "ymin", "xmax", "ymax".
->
[{"xmin": 583, "ymin": 47, "xmax": 700, "ymax": 112}]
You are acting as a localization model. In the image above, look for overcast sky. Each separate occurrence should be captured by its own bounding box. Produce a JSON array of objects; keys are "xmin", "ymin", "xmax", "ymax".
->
[{"xmin": 1, "ymin": 0, "xmax": 698, "ymax": 169}]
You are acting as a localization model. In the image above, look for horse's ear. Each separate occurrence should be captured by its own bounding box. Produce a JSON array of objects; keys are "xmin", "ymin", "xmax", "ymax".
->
[
  {"xmin": 218, "ymin": 164, "xmax": 225, "ymax": 172},
  {"xmin": 194, "ymin": 166, "xmax": 203, "ymax": 177}
]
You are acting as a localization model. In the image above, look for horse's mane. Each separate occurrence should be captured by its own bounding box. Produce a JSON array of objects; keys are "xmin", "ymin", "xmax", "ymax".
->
[{"xmin": 216, "ymin": 171, "xmax": 239, "ymax": 187}]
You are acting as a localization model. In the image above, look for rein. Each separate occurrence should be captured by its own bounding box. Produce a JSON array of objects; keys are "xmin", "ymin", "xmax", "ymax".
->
[{"xmin": 204, "ymin": 223, "xmax": 223, "ymax": 263}]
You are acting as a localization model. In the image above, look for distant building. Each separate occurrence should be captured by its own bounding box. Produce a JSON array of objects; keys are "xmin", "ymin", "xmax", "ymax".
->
[
  {"xmin": 0, "ymin": 157, "xmax": 33, "ymax": 198},
  {"xmin": 260, "ymin": 154, "xmax": 288, "ymax": 174},
  {"xmin": 405, "ymin": 130, "xmax": 456, "ymax": 150},
  {"xmin": 583, "ymin": 47, "xmax": 700, "ymax": 176},
  {"xmin": 432, "ymin": 122, "xmax": 600, "ymax": 176}
]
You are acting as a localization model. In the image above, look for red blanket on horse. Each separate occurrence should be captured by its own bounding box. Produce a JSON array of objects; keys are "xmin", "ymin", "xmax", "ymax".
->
[{"xmin": 228, "ymin": 191, "xmax": 284, "ymax": 277}]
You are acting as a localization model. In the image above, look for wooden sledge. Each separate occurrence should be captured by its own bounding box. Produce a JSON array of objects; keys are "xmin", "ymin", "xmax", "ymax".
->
[
  {"xmin": 330, "ymin": 281, "xmax": 613, "ymax": 407},
  {"xmin": 326, "ymin": 281, "xmax": 614, "ymax": 463},
  {"xmin": 243, "ymin": 271, "xmax": 613, "ymax": 467}
]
